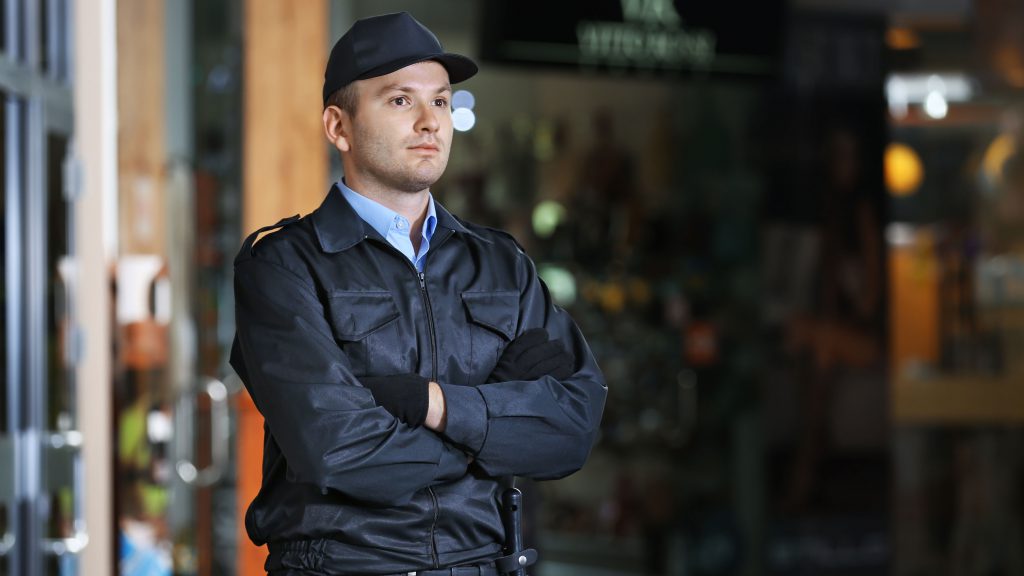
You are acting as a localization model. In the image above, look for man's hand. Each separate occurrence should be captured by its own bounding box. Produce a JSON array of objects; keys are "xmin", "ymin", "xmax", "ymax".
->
[
  {"xmin": 424, "ymin": 382, "xmax": 446, "ymax": 432},
  {"xmin": 360, "ymin": 375, "xmax": 447, "ymax": 432},
  {"xmin": 360, "ymin": 374, "xmax": 429, "ymax": 426},
  {"xmin": 487, "ymin": 327, "xmax": 575, "ymax": 383}
]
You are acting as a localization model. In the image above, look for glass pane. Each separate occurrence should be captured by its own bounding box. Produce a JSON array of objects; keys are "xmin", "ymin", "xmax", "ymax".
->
[
  {"xmin": 191, "ymin": 0, "xmax": 244, "ymax": 572},
  {"xmin": 38, "ymin": 0, "xmax": 47, "ymax": 74},
  {"xmin": 55, "ymin": 0, "xmax": 68, "ymax": 81},
  {"xmin": 46, "ymin": 132, "xmax": 68, "ymax": 430},
  {"xmin": 44, "ymin": 130, "xmax": 74, "ymax": 575},
  {"xmin": 0, "ymin": 90, "xmax": 10, "ymax": 576},
  {"xmin": 1, "ymin": 90, "xmax": 7, "ymax": 434},
  {"xmin": 11, "ymin": 0, "xmax": 23, "ymax": 61}
]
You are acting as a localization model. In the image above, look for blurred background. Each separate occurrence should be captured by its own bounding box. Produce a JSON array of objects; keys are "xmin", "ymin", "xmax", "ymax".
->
[{"xmin": 3, "ymin": 0, "xmax": 1024, "ymax": 574}]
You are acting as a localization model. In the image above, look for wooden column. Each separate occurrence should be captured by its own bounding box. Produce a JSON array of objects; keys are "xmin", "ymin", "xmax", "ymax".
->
[
  {"xmin": 117, "ymin": 0, "xmax": 167, "ymax": 256},
  {"xmin": 240, "ymin": 2, "xmax": 328, "ymax": 574},
  {"xmin": 242, "ymin": 0, "xmax": 328, "ymax": 236}
]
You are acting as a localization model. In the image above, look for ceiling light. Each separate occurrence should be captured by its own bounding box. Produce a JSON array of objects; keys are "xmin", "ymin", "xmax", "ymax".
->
[{"xmin": 924, "ymin": 90, "xmax": 948, "ymax": 119}]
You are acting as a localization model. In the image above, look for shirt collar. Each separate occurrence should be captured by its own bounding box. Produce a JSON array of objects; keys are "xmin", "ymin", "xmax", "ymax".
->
[
  {"xmin": 312, "ymin": 182, "xmax": 482, "ymax": 254},
  {"xmin": 423, "ymin": 194, "xmax": 438, "ymax": 240},
  {"xmin": 338, "ymin": 179, "xmax": 438, "ymax": 246}
]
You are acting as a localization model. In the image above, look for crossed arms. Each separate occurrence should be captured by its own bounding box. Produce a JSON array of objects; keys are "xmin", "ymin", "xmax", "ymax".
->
[{"xmin": 232, "ymin": 251, "xmax": 607, "ymax": 506}]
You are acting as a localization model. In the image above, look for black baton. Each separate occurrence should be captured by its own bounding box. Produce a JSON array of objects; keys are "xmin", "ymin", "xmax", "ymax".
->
[{"xmin": 495, "ymin": 483, "xmax": 537, "ymax": 575}]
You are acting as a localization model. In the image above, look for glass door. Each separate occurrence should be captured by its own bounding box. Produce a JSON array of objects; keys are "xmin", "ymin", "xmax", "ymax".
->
[
  {"xmin": 112, "ymin": 1, "xmax": 243, "ymax": 574},
  {"xmin": 1, "ymin": 0, "xmax": 79, "ymax": 574}
]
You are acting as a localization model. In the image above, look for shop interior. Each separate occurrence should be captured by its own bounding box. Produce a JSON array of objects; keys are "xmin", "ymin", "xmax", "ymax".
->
[{"xmin": 3, "ymin": 0, "xmax": 1024, "ymax": 574}]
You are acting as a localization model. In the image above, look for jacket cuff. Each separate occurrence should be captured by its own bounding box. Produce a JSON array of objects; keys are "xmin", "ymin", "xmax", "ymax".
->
[{"xmin": 439, "ymin": 383, "xmax": 488, "ymax": 455}]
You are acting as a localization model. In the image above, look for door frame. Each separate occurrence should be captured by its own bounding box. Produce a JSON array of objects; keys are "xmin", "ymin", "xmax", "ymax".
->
[
  {"xmin": 1, "ymin": 0, "xmax": 83, "ymax": 574},
  {"xmin": 73, "ymin": 0, "xmax": 117, "ymax": 574}
]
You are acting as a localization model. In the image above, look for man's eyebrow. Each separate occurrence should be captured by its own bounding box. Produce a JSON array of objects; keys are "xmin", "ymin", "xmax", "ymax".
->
[
  {"xmin": 375, "ymin": 83, "xmax": 409, "ymax": 95},
  {"xmin": 374, "ymin": 83, "xmax": 452, "ymax": 96}
]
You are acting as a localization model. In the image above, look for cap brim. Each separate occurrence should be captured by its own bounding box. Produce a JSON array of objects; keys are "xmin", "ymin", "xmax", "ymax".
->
[
  {"xmin": 356, "ymin": 52, "xmax": 478, "ymax": 84},
  {"xmin": 434, "ymin": 53, "xmax": 478, "ymax": 84}
]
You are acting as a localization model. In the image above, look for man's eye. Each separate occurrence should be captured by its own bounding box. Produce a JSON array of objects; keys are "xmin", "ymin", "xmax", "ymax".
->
[
  {"xmin": 433, "ymin": 99, "xmax": 449, "ymax": 108},
  {"xmin": 393, "ymin": 96, "xmax": 408, "ymax": 106}
]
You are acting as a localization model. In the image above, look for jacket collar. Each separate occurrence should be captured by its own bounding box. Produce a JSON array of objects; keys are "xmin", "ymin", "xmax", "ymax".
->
[{"xmin": 311, "ymin": 184, "xmax": 487, "ymax": 254}]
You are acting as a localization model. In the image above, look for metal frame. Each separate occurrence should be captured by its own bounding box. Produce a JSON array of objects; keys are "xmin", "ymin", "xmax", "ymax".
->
[
  {"xmin": 3, "ymin": 79, "xmax": 25, "ymax": 576},
  {"xmin": 0, "ymin": 0, "xmax": 74, "ymax": 573}
]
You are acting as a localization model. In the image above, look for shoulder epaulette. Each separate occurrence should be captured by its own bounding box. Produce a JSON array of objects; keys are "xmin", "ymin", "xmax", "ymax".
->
[
  {"xmin": 234, "ymin": 214, "xmax": 301, "ymax": 265},
  {"xmin": 486, "ymin": 226, "xmax": 527, "ymax": 254}
]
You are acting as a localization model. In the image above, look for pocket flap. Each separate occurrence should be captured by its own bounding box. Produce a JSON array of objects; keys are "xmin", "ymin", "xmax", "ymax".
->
[
  {"xmin": 461, "ymin": 291, "xmax": 518, "ymax": 340},
  {"xmin": 326, "ymin": 291, "xmax": 400, "ymax": 340}
]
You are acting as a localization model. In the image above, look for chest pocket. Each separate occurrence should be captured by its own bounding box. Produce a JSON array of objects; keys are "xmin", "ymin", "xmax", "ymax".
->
[
  {"xmin": 325, "ymin": 290, "xmax": 400, "ymax": 375},
  {"xmin": 461, "ymin": 291, "xmax": 518, "ymax": 381}
]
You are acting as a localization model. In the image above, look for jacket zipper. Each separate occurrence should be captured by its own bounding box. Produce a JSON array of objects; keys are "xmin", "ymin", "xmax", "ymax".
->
[
  {"xmin": 427, "ymin": 486, "xmax": 441, "ymax": 567},
  {"xmin": 371, "ymin": 234, "xmax": 450, "ymax": 567},
  {"xmin": 418, "ymin": 271, "xmax": 439, "ymax": 383},
  {"xmin": 417, "ymin": 270, "xmax": 442, "ymax": 567},
  {"xmin": 367, "ymin": 239, "xmax": 442, "ymax": 381}
]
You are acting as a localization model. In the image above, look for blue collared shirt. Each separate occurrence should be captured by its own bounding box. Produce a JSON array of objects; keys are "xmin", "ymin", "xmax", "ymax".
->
[{"xmin": 337, "ymin": 180, "xmax": 437, "ymax": 272}]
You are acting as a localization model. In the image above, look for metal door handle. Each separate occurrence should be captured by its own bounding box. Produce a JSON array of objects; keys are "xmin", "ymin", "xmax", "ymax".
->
[
  {"xmin": 176, "ymin": 377, "xmax": 229, "ymax": 487},
  {"xmin": 0, "ymin": 434, "xmax": 13, "ymax": 556},
  {"xmin": 42, "ymin": 430, "xmax": 89, "ymax": 556}
]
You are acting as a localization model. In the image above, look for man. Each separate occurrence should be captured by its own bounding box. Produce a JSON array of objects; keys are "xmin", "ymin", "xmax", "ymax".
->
[{"xmin": 231, "ymin": 12, "xmax": 607, "ymax": 576}]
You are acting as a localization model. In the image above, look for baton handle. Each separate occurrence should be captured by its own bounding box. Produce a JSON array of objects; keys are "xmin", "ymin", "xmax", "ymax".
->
[{"xmin": 502, "ymin": 488, "xmax": 525, "ymax": 576}]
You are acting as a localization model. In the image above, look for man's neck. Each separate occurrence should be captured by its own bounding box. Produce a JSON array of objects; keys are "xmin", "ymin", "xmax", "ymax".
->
[{"xmin": 343, "ymin": 178, "xmax": 430, "ymax": 245}]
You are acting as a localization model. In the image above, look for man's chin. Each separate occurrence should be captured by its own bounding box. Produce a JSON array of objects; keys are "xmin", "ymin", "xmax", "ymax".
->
[
  {"xmin": 394, "ymin": 175, "xmax": 442, "ymax": 194},
  {"xmin": 395, "ymin": 166, "xmax": 446, "ymax": 193}
]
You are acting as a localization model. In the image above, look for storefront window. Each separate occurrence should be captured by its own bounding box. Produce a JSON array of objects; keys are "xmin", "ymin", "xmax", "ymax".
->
[
  {"xmin": 432, "ymin": 16, "xmax": 783, "ymax": 574},
  {"xmin": 885, "ymin": 1, "xmax": 1024, "ymax": 571}
]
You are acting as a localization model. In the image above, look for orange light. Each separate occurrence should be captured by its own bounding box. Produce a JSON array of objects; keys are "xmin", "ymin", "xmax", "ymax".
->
[
  {"xmin": 886, "ymin": 27, "xmax": 921, "ymax": 51},
  {"xmin": 885, "ymin": 143, "xmax": 924, "ymax": 197}
]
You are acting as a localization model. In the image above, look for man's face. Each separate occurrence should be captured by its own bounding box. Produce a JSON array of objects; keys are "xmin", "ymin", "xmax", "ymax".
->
[{"xmin": 343, "ymin": 61, "xmax": 453, "ymax": 195}]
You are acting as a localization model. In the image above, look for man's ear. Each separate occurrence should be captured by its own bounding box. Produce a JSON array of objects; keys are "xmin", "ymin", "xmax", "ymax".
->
[{"xmin": 322, "ymin": 105, "xmax": 351, "ymax": 152}]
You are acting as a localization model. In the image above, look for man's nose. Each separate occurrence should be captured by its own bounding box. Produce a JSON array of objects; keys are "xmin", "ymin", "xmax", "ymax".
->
[{"xmin": 414, "ymin": 102, "xmax": 440, "ymax": 132}]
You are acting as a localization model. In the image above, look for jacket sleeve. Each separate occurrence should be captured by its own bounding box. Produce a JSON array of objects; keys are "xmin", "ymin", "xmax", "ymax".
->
[
  {"xmin": 440, "ymin": 250, "xmax": 607, "ymax": 480},
  {"xmin": 233, "ymin": 255, "xmax": 469, "ymax": 506}
]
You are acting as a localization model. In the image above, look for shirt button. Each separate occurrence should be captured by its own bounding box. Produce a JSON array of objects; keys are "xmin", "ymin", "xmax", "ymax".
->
[{"xmin": 395, "ymin": 218, "xmax": 407, "ymax": 231}]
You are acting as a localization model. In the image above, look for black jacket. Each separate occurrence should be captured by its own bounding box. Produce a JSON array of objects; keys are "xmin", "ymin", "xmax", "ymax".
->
[{"xmin": 230, "ymin": 186, "xmax": 607, "ymax": 575}]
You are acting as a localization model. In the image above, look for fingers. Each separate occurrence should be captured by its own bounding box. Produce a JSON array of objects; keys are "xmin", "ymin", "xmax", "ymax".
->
[
  {"xmin": 488, "ymin": 327, "xmax": 574, "ymax": 383},
  {"xmin": 505, "ymin": 328, "xmax": 548, "ymax": 361},
  {"xmin": 516, "ymin": 340, "xmax": 575, "ymax": 381}
]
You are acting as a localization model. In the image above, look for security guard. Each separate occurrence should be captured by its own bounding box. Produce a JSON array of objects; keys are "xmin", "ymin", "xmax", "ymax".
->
[{"xmin": 231, "ymin": 12, "xmax": 607, "ymax": 575}]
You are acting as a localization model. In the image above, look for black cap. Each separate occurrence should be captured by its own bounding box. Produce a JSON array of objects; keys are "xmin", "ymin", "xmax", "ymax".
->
[{"xmin": 323, "ymin": 12, "xmax": 478, "ymax": 105}]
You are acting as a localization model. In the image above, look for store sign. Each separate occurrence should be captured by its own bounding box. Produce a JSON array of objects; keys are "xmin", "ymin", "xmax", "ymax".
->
[
  {"xmin": 480, "ymin": 0, "xmax": 781, "ymax": 76},
  {"xmin": 577, "ymin": 0, "xmax": 716, "ymax": 68}
]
